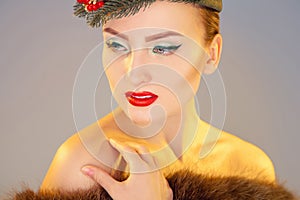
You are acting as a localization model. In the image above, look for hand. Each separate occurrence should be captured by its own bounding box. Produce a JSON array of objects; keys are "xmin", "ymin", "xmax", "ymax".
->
[{"xmin": 81, "ymin": 139, "xmax": 173, "ymax": 200}]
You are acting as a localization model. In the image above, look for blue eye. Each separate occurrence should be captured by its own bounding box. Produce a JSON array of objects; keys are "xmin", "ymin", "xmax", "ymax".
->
[
  {"xmin": 105, "ymin": 40, "xmax": 128, "ymax": 52},
  {"xmin": 152, "ymin": 44, "xmax": 182, "ymax": 56}
]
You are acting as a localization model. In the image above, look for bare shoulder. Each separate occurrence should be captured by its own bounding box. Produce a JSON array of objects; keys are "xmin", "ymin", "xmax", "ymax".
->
[
  {"xmin": 40, "ymin": 123, "xmax": 110, "ymax": 191},
  {"xmin": 219, "ymin": 130, "xmax": 276, "ymax": 181}
]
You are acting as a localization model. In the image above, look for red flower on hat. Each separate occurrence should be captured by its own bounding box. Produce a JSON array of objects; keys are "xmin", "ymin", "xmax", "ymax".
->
[{"xmin": 77, "ymin": 0, "xmax": 105, "ymax": 12}]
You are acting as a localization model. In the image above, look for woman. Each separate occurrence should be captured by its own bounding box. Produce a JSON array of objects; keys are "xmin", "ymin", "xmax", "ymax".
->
[{"xmin": 40, "ymin": 0, "xmax": 276, "ymax": 199}]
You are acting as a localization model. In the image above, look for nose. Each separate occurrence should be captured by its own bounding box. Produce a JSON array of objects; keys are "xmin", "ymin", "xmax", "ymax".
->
[{"xmin": 125, "ymin": 48, "xmax": 152, "ymax": 86}]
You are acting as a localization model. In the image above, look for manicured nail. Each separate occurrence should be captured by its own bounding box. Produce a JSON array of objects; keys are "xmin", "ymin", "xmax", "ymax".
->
[{"xmin": 81, "ymin": 166, "xmax": 94, "ymax": 176}]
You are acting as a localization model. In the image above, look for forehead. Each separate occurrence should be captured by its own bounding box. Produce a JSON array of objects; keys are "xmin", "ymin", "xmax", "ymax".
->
[{"xmin": 102, "ymin": 1, "xmax": 204, "ymax": 41}]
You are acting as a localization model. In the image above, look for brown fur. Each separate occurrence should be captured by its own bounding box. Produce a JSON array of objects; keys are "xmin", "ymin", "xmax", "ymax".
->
[
  {"xmin": 167, "ymin": 170, "xmax": 297, "ymax": 200},
  {"xmin": 9, "ymin": 169, "xmax": 297, "ymax": 200}
]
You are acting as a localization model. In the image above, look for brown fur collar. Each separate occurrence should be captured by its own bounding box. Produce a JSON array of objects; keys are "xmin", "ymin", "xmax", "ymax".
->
[{"xmin": 9, "ymin": 169, "xmax": 297, "ymax": 200}]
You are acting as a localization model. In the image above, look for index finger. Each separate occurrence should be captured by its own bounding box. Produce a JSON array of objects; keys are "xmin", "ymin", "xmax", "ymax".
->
[{"xmin": 109, "ymin": 139, "xmax": 152, "ymax": 173}]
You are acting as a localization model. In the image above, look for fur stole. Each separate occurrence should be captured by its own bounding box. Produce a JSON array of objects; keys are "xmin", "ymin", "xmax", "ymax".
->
[{"xmin": 9, "ymin": 169, "xmax": 297, "ymax": 200}]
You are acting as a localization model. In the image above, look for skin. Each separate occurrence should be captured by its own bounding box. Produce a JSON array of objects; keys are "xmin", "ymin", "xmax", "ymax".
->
[{"xmin": 40, "ymin": 1, "xmax": 276, "ymax": 198}]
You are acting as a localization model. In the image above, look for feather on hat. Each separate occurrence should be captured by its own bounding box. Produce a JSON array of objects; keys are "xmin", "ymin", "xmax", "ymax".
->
[{"xmin": 73, "ymin": 0, "xmax": 222, "ymax": 27}]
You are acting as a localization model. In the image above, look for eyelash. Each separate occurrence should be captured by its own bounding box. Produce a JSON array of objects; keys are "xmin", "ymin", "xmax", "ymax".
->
[
  {"xmin": 152, "ymin": 44, "xmax": 182, "ymax": 56},
  {"xmin": 105, "ymin": 40, "xmax": 128, "ymax": 52},
  {"xmin": 105, "ymin": 40, "xmax": 182, "ymax": 56}
]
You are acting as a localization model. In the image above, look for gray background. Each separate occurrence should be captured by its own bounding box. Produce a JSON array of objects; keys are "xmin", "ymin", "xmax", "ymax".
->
[{"xmin": 0, "ymin": 0, "xmax": 299, "ymax": 197}]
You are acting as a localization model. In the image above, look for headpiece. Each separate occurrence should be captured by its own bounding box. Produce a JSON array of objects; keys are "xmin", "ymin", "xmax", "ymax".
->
[{"xmin": 73, "ymin": 0, "xmax": 222, "ymax": 27}]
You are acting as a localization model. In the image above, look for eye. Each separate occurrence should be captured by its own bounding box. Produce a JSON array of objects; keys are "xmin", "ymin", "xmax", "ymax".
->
[
  {"xmin": 152, "ymin": 44, "xmax": 182, "ymax": 56},
  {"xmin": 105, "ymin": 40, "xmax": 128, "ymax": 52}
]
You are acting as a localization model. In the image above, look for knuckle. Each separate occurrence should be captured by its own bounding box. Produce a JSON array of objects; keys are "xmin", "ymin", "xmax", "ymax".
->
[
  {"xmin": 93, "ymin": 173, "xmax": 103, "ymax": 184},
  {"xmin": 122, "ymin": 145, "xmax": 135, "ymax": 153},
  {"xmin": 126, "ymin": 142, "xmax": 149, "ymax": 153},
  {"xmin": 167, "ymin": 187, "xmax": 173, "ymax": 199},
  {"xmin": 137, "ymin": 145, "xmax": 148, "ymax": 153}
]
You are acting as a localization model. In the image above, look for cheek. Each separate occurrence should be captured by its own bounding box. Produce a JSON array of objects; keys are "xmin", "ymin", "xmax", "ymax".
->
[
  {"xmin": 176, "ymin": 68, "xmax": 201, "ymax": 101},
  {"xmin": 103, "ymin": 53, "xmax": 128, "ymax": 90},
  {"xmin": 105, "ymin": 67, "xmax": 124, "ymax": 90},
  {"xmin": 164, "ymin": 57, "xmax": 202, "ymax": 94}
]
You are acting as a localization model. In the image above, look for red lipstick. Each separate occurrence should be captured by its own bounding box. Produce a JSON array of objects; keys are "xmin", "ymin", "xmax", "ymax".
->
[{"xmin": 125, "ymin": 91, "xmax": 158, "ymax": 107}]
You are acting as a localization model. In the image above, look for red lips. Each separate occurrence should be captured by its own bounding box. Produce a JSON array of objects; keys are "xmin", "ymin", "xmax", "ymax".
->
[{"xmin": 125, "ymin": 91, "xmax": 158, "ymax": 107}]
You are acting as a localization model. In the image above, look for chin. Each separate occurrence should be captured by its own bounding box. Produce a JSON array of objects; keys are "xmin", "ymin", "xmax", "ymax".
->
[{"xmin": 127, "ymin": 106, "xmax": 152, "ymax": 127}]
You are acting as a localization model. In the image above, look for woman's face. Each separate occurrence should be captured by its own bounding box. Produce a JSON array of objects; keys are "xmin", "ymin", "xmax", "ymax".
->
[{"xmin": 102, "ymin": 1, "xmax": 211, "ymax": 127}]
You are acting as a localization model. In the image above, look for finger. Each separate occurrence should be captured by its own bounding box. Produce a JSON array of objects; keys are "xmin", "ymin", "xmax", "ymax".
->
[
  {"xmin": 122, "ymin": 141, "xmax": 149, "ymax": 154},
  {"xmin": 109, "ymin": 139, "xmax": 149, "ymax": 172},
  {"xmin": 167, "ymin": 186, "xmax": 174, "ymax": 200},
  {"xmin": 124, "ymin": 141, "xmax": 156, "ymax": 167},
  {"xmin": 81, "ymin": 165, "xmax": 120, "ymax": 195}
]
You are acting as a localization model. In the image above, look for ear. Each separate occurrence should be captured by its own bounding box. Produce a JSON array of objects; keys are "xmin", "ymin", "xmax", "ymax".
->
[{"xmin": 203, "ymin": 34, "xmax": 223, "ymax": 74}]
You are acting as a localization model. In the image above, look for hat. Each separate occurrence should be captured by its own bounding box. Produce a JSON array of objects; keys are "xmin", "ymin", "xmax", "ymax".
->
[{"xmin": 74, "ymin": 0, "xmax": 222, "ymax": 27}]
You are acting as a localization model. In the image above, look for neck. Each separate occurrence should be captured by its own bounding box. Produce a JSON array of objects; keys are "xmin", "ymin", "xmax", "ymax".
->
[{"xmin": 161, "ymin": 98, "xmax": 200, "ymax": 157}]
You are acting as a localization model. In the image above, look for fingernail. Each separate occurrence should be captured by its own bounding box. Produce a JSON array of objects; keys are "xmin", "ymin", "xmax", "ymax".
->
[
  {"xmin": 81, "ymin": 166, "xmax": 94, "ymax": 176},
  {"xmin": 109, "ymin": 138, "xmax": 118, "ymax": 148},
  {"xmin": 109, "ymin": 139, "xmax": 125, "ymax": 152}
]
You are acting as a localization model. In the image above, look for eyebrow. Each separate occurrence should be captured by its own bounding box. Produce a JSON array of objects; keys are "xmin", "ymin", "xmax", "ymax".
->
[{"xmin": 103, "ymin": 27, "xmax": 183, "ymax": 42}]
